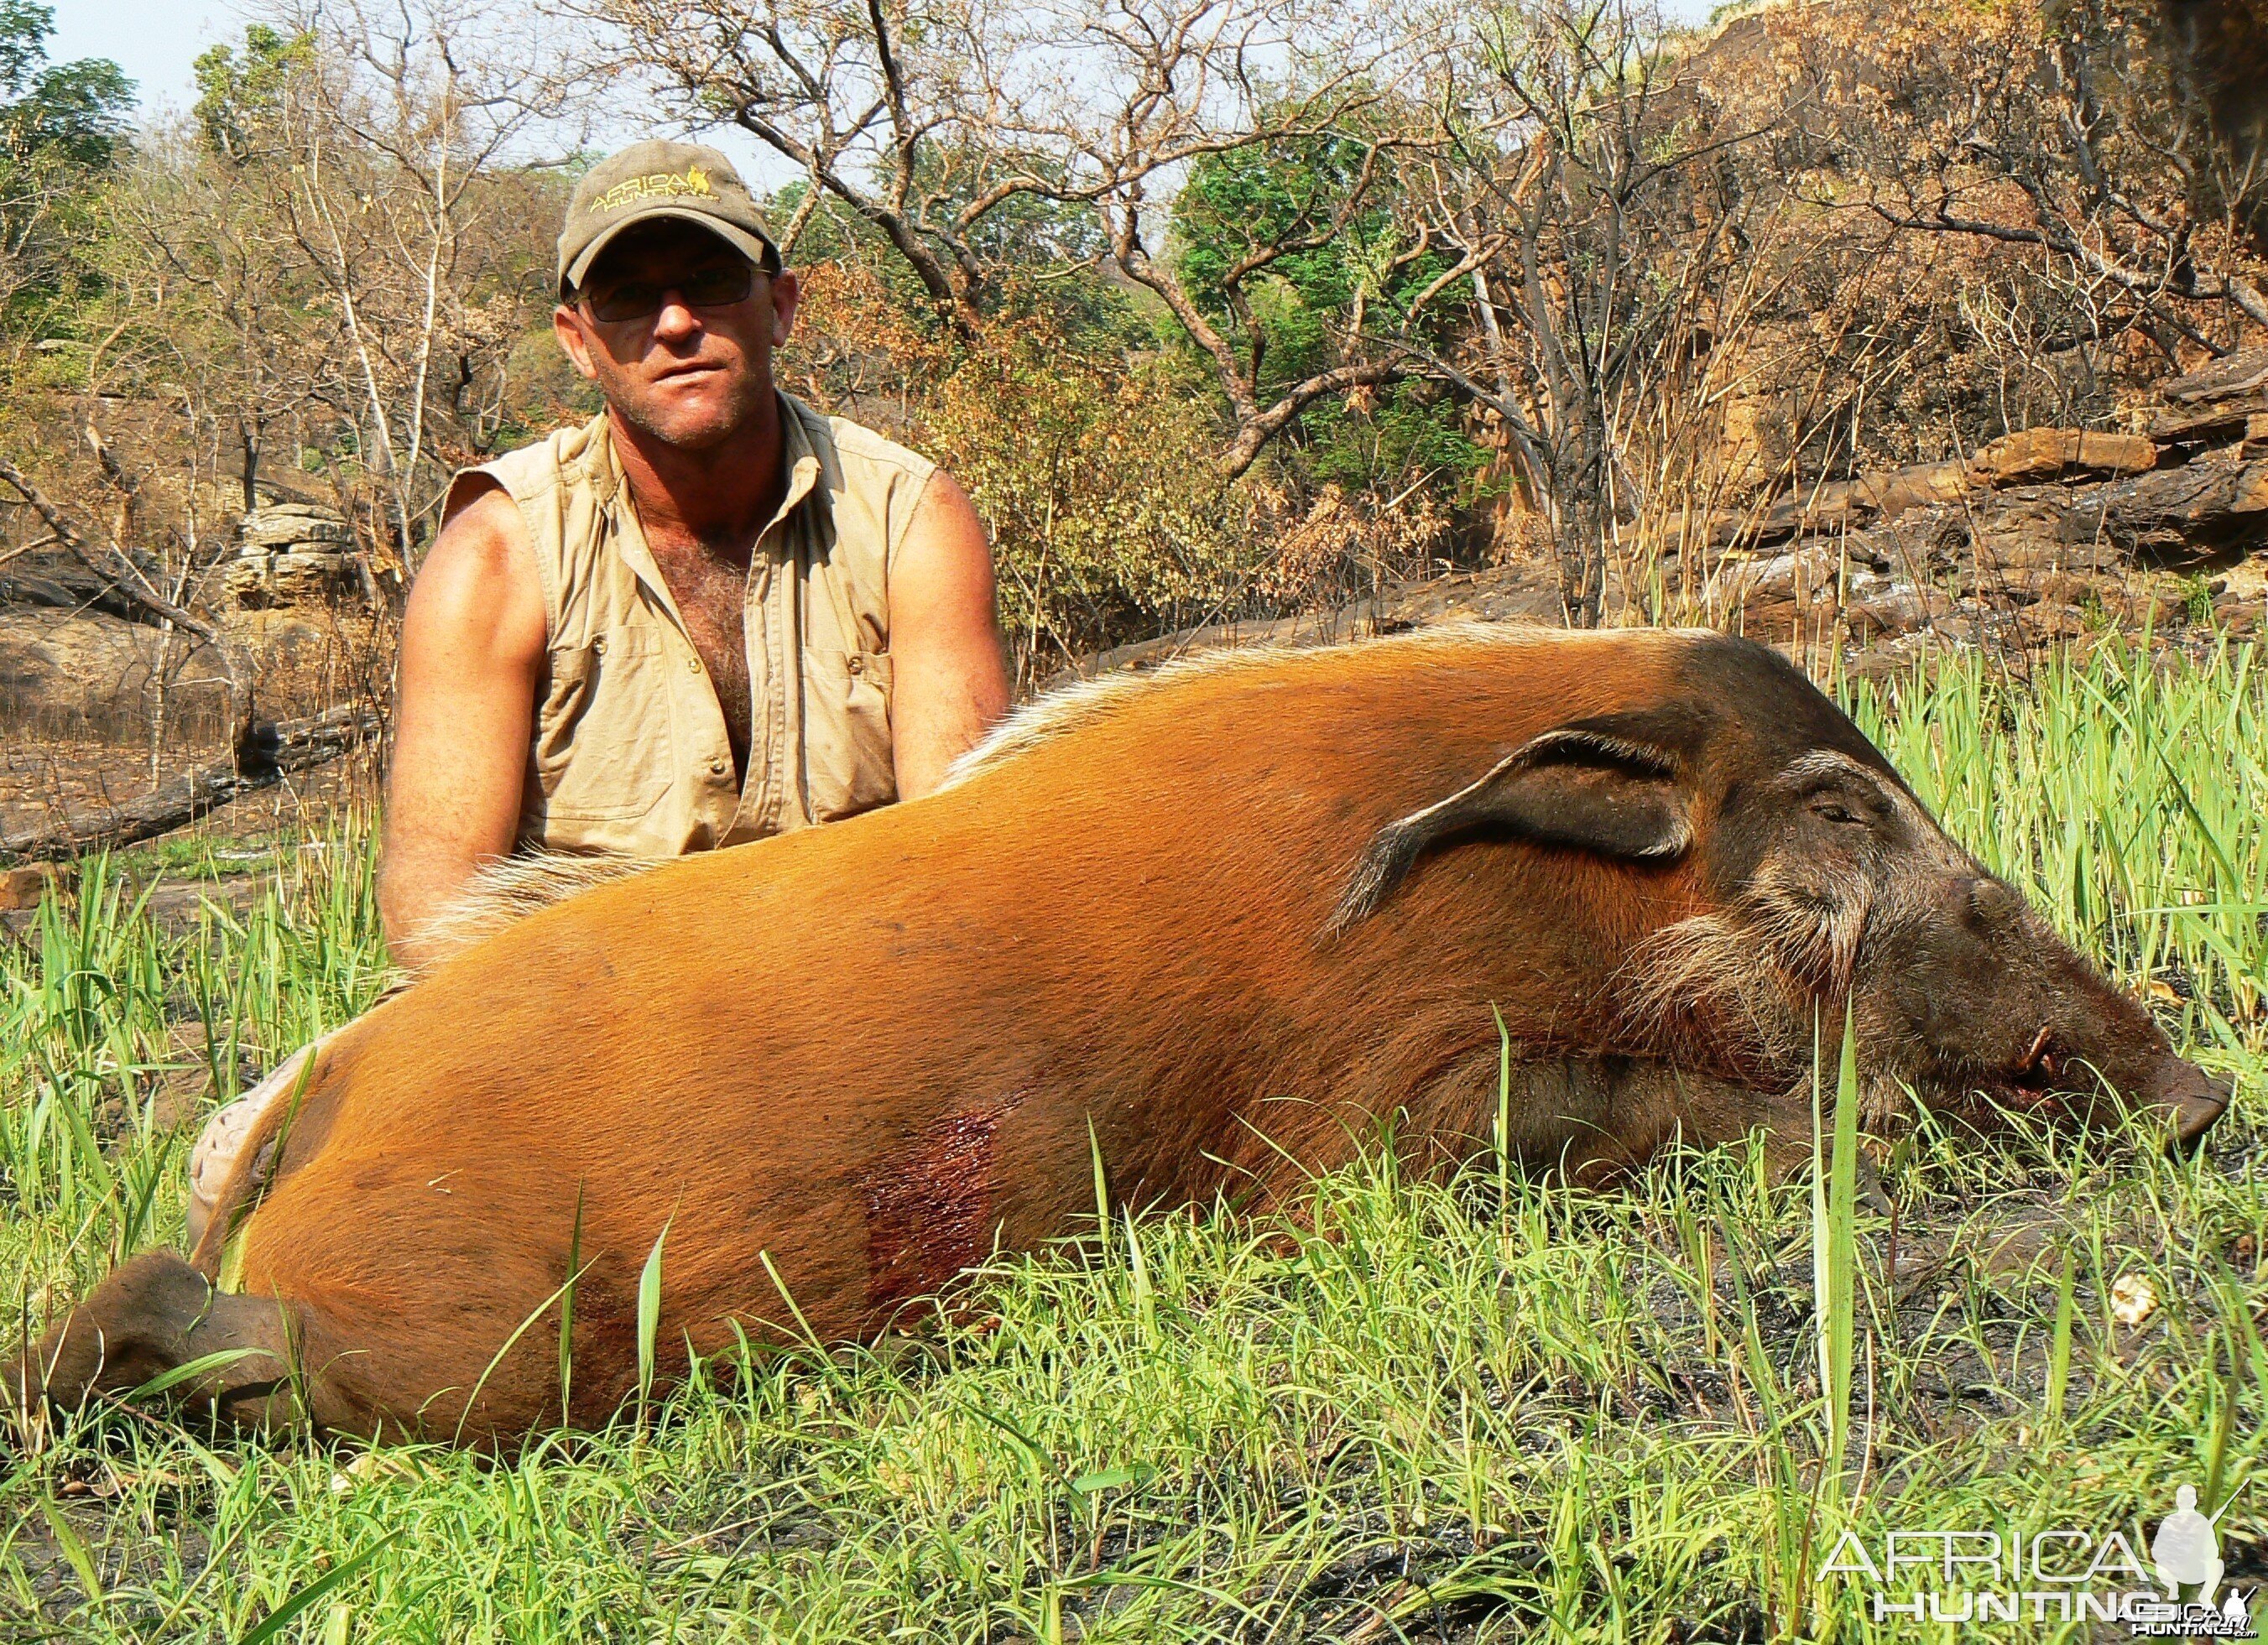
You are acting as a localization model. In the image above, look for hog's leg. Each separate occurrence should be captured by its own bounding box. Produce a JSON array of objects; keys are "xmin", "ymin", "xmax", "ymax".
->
[
  {"xmin": 1497, "ymin": 1060, "xmax": 1796, "ymax": 1184},
  {"xmin": 1661, "ymin": 1070, "xmax": 1892, "ymax": 1211},
  {"xmin": 12, "ymin": 1252, "xmax": 357, "ymax": 1435}
]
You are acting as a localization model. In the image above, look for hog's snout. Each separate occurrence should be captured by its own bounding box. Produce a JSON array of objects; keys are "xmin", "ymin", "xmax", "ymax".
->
[{"xmin": 2145, "ymin": 1057, "xmax": 2233, "ymax": 1155}]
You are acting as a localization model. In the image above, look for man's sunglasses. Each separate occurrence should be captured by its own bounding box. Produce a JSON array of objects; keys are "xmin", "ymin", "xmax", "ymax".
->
[{"xmin": 576, "ymin": 263, "xmax": 759, "ymax": 324}]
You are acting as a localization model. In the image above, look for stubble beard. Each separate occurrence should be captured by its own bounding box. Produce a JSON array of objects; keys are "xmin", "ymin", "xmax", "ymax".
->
[{"xmin": 602, "ymin": 349, "xmax": 774, "ymax": 455}]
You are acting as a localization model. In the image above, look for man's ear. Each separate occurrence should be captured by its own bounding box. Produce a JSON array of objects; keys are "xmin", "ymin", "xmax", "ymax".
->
[
  {"xmin": 1327, "ymin": 705, "xmax": 1706, "ymax": 935},
  {"xmin": 554, "ymin": 305, "xmax": 599, "ymax": 381},
  {"xmin": 768, "ymin": 268, "xmax": 801, "ymax": 346}
]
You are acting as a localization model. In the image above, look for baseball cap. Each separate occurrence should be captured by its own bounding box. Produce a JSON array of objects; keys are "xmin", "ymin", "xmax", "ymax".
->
[{"xmin": 557, "ymin": 139, "xmax": 781, "ymax": 298}]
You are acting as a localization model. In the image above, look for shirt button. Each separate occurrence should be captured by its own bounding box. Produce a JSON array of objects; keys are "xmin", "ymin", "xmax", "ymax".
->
[
  {"xmin": 687, "ymin": 658, "xmax": 701, "ymax": 674},
  {"xmin": 846, "ymin": 655, "xmax": 863, "ymax": 676},
  {"xmin": 708, "ymin": 757, "xmax": 729, "ymax": 778}
]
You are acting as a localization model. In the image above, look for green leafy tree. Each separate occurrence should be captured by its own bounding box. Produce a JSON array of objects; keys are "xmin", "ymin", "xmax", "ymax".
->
[
  {"xmin": 0, "ymin": 0, "xmax": 130, "ymax": 350},
  {"xmin": 1173, "ymin": 133, "xmax": 1382, "ymax": 393},
  {"xmin": 1171, "ymin": 129, "xmax": 1481, "ymax": 495},
  {"xmin": 0, "ymin": 0, "xmax": 131, "ymax": 171},
  {"xmin": 191, "ymin": 24, "xmax": 312, "ymax": 164}
]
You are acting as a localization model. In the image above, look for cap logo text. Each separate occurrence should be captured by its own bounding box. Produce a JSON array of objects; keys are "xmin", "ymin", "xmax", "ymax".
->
[{"xmin": 587, "ymin": 165, "xmax": 715, "ymax": 215}]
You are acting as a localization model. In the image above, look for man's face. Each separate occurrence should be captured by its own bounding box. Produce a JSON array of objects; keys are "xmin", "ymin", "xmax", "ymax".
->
[{"xmin": 553, "ymin": 221, "xmax": 801, "ymax": 453}]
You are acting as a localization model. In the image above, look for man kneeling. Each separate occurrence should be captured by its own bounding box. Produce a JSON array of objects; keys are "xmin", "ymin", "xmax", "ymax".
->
[{"xmin": 186, "ymin": 140, "xmax": 1011, "ymax": 1242}]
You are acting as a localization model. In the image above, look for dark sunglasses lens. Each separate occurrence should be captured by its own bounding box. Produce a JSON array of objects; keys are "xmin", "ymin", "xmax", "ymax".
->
[
  {"xmin": 586, "ymin": 265, "xmax": 754, "ymax": 323},
  {"xmin": 681, "ymin": 265, "xmax": 754, "ymax": 305},
  {"xmin": 588, "ymin": 283, "xmax": 659, "ymax": 323}
]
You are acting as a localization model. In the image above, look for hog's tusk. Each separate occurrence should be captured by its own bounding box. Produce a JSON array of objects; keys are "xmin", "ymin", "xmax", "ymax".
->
[{"xmin": 2017, "ymin": 1025, "xmax": 2053, "ymax": 1074}]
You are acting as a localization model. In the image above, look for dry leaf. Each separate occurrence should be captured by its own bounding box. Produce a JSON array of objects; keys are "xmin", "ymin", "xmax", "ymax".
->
[{"xmin": 2110, "ymin": 1272, "xmax": 2159, "ymax": 1327}]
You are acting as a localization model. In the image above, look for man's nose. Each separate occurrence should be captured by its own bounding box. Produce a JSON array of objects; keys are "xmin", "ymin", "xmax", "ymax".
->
[{"xmin": 650, "ymin": 292, "xmax": 703, "ymax": 342}]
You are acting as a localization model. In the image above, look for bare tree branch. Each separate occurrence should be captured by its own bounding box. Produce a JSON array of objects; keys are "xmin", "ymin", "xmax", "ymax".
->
[{"xmin": 0, "ymin": 456, "xmax": 238, "ymax": 676}]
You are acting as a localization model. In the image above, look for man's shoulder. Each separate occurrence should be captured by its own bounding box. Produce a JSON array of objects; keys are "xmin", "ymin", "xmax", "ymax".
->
[{"xmin": 473, "ymin": 415, "xmax": 612, "ymax": 498}]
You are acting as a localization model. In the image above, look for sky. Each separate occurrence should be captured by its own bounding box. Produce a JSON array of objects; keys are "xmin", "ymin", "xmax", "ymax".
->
[
  {"xmin": 50, "ymin": 0, "xmax": 240, "ymax": 117},
  {"xmin": 53, "ymin": 0, "xmax": 1728, "ymax": 127},
  {"xmin": 44, "ymin": 0, "xmax": 787, "ymax": 181}
]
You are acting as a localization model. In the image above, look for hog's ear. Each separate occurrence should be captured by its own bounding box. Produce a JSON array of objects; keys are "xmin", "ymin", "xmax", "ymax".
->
[{"xmin": 1328, "ymin": 706, "xmax": 1702, "ymax": 934}]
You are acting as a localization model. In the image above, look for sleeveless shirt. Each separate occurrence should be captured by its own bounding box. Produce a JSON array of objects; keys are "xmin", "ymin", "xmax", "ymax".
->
[{"xmin": 445, "ymin": 394, "xmax": 935, "ymax": 856}]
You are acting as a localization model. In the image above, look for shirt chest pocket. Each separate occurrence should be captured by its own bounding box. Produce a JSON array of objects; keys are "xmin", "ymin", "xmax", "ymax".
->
[
  {"xmin": 534, "ymin": 629, "xmax": 675, "ymax": 823},
  {"xmin": 801, "ymin": 648, "xmax": 897, "ymax": 823}
]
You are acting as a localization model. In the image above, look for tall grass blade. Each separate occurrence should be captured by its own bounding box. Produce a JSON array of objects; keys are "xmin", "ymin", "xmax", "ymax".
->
[
  {"xmin": 560, "ymin": 1179, "xmax": 585, "ymax": 1427},
  {"xmin": 2046, "ymin": 1251, "xmax": 2077, "ymax": 1423},
  {"xmin": 635, "ymin": 1216, "xmax": 670, "ymax": 1430},
  {"xmin": 39, "ymin": 1497, "xmax": 102, "ymax": 1606},
  {"xmin": 1088, "ymin": 1114, "xmax": 1110, "ymax": 1258},
  {"xmin": 1492, "ymin": 1003, "xmax": 1513, "ymax": 1221},
  {"xmin": 129, "ymin": 1348, "xmax": 268, "ymax": 1403},
  {"xmin": 233, "ymin": 1530, "xmax": 402, "ymax": 1645},
  {"xmin": 1811, "ymin": 1004, "xmax": 1859, "ymax": 1488}
]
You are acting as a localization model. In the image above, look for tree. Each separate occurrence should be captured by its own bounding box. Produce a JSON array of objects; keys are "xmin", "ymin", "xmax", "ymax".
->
[
  {"xmin": 571, "ymin": 0, "xmax": 1441, "ymax": 476},
  {"xmin": 1380, "ymin": 0, "xmax": 1794, "ymax": 623},
  {"xmin": 1820, "ymin": 0, "xmax": 2268, "ymax": 351},
  {"xmin": 0, "ymin": 1, "xmax": 131, "ymax": 170},
  {"xmin": 241, "ymin": 0, "xmax": 571, "ymax": 570},
  {"xmin": 0, "ymin": 0, "xmax": 130, "ymax": 320},
  {"xmin": 1168, "ymin": 123, "xmax": 1479, "ymax": 487},
  {"xmin": 191, "ymin": 23, "xmax": 312, "ymax": 167}
]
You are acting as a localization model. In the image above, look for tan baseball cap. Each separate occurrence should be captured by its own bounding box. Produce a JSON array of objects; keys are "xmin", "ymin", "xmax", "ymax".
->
[{"xmin": 557, "ymin": 139, "xmax": 781, "ymax": 298}]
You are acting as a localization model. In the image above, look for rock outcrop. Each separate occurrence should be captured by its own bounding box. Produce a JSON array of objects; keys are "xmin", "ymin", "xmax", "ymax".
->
[
  {"xmin": 1684, "ymin": 360, "xmax": 2268, "ymax": 674},
  {"xmin": 222, "ymin": 504, "xmax": 363, "ymax": 609},
  {"xmin": 0, "ymin": 608, "xmax": 234, "ymax": 737}
]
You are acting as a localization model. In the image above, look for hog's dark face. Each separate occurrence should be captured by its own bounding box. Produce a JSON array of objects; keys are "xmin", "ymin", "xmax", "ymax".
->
[
  {"xmin": 1330, "ymin": 633, "xmax": 2230, "ymax": 1152},
  {"xmin": 1702, "ymin": 744, "xmax": 2231, "ymax": 1150}
]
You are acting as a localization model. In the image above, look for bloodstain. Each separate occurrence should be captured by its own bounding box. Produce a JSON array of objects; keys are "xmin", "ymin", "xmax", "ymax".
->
[{"xmin": 863, "ymin": 1097, "xmax": 1019, "ymax": 1313}]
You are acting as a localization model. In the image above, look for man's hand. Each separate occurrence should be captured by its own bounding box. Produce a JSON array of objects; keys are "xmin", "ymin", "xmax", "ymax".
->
[
  {"xmin": 379, "ymin": 482, "xmax": 547, "ymax": 970},
  {"xmin": 889, "ymin": 471, "xmax": 1011, "ymax": 797}
]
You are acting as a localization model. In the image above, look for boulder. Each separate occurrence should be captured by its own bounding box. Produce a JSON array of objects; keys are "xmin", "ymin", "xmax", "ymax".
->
[
  {"xmin": 1730, "ymin": 429, "xmax": 2156, "ymax": 548},
  {"xmin": 1844, "ymin": 586, "xmax": 1931, "ymax": 640},
  {"xmin": 2160, "ymin": 347, "xmax": 2268, "ymax": 403},
  {"xmin": 225, "ymin": 549, "xmax": 355, "ymax": 608},
  {"xmin": 2016, "ymin": 603, "xmax": 2090, "ymax": 645},
  {"xmin": 1969, "ymin": 492, "xmax": 2082, "ymax": 572},
  {"xmin": 1709, "ymin": 542, "xmax": 1849, "ymax": 609},
  {"xmin": 237, "ymin": 502, "xmax": 352, "ymax": 550},
  {"xmin": 2070, "ymin": 451, "xmax": 2268, "ymax": 561},
  {"xmin": 1966, "ymin": 429, "xmax": 2157, "ymax": 486},
  {"xmin": 1851, "ymin": 461, "xmax": 1973, "ymax": 518},
  {"xmin": 0, "ymin": 607, "xmax": 233, "ymax": 736},
  {"xmin": 2151, "ymin": 394, "xmax": 2268, "ymax": 443},
  {"xmin": 2213, "ymin": 596, "xmax": 2264, "ymax": 635},
  {"xmin": 0, "ymin": 862, "xmax": 74, "ymax": 911},
  {"xmin": 222, "ymin": 503, "xmax": 363, "ymax": 609}
]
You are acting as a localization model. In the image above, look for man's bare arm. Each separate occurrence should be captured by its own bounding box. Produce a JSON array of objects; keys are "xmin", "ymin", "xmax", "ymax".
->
[
  {"xmin": 378, "ymin": 482, "xmax": 548, "ymax": 969},
  {"xmin": 889, "ymin": 471, "xmax": 1011, "ymax": 798}
]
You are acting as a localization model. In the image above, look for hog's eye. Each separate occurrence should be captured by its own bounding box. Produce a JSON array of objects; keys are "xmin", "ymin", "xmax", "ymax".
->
[{"xmin": 1809, "ymin": 798, "xmax": 1865, "ymax": 825}]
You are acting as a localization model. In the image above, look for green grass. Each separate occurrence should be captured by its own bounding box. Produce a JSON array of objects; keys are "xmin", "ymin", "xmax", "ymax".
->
[
  {"xmin": 2, "ymin": 641, "xmax": 2264, "ymax": 1642},
  {"xmin": 109, "ymin": 836, "xmax": 287, "ymax": 886}
]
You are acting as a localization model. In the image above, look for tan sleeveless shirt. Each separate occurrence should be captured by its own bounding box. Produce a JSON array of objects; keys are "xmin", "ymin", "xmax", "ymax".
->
[{"xmin": 449, "ymin": 395, "xmax": 935, "ymax": 856}]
